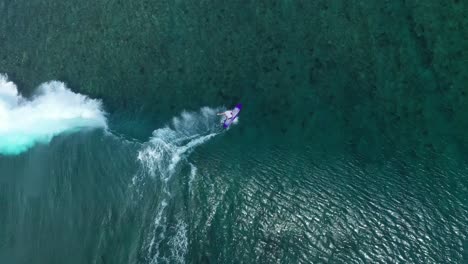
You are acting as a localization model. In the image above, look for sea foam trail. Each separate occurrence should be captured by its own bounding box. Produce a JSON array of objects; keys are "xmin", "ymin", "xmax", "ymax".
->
[
  {"xmin": 0, "ymin": 74, "xmax": 107, "ymax": 155},
  {"xmin": 137, "ymin": 107, "xmax": 223, "ymax": 180},
  {"xmin": 134, "ymin": 106, "xmax": 223, "ymax": 264}
]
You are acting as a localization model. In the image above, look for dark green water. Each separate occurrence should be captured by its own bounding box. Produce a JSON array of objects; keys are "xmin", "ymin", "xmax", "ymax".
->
[{"xmin": 1, "ymin": 0, "xmax": 467, "ymax": 263}]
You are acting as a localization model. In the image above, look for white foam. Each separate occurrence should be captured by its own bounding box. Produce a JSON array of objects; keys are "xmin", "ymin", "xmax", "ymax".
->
[
  {"xmin": 0, "ymin": 74, "xmax": 107, "ymax": 155},
  {"xmin": 137, "ymin": 107, "xmax": 222, "ymax": 180},
  {"xmin": 188, "ymin": 163, "xmax": 197, "ymax": 192},
  {"xmin": 169, "ymin": 220, "xmax": 188, "ymax": 264},
  {"xmin": 136, "ymin": 107, "xmax": 223, "ymax": 263}
]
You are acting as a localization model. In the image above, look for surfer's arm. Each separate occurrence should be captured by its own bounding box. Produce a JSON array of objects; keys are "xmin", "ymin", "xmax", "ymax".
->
[{"xmin": 217, "ymin": 113, "xmax": 225, "ymax": 116}]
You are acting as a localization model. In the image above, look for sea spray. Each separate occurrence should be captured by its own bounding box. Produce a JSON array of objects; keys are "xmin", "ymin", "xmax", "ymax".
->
[{"xmin": 0, "ymin": 74, "xmax": 107, "ymax": 155}]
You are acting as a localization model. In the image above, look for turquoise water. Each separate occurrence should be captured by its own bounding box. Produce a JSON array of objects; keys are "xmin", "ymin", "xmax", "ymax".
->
[
  {"xmin": 1, "ymin": 0, "xmax": 468, "ymax": 263},
  {"xmin": 1, "ymin": 116, "xmax": 467, "ymax": 263}
]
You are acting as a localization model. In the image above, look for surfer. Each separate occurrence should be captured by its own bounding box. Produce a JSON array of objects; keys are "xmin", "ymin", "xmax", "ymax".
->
[
  {"xmin": 218, "ymin": 104, "xmax": 242, "ymax": 128},
  {"xmin": 217, "ymin": 109, "xmax": 234, "ymax": 120}
]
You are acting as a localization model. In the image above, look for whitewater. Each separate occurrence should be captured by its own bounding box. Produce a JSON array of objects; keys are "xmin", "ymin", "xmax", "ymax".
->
[{"xmin": 0, "ymin": 74, "xmax": 107, "ymax": 155}]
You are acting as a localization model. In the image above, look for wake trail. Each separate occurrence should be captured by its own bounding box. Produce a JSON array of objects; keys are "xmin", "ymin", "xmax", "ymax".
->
[{"xmin": 131, "ymin": 106, "xmax": 225, "ymax": 264}]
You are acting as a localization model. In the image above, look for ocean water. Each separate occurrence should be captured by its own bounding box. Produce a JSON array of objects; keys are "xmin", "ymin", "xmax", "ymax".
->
[{"xmin": 1, "ymin": 0, "xmax": 467, "ymax": 263}]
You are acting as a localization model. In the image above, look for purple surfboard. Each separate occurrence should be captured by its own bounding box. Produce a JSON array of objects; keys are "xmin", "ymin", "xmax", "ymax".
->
[{"xmin": 223, "ymin": 104, "xmax": 242, "ymax": 128}]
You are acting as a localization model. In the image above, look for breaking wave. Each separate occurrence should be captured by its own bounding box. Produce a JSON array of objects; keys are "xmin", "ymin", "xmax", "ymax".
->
[{"xmin": 0, "ymin": 74, "xmax": 107, "ymax": 155}]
